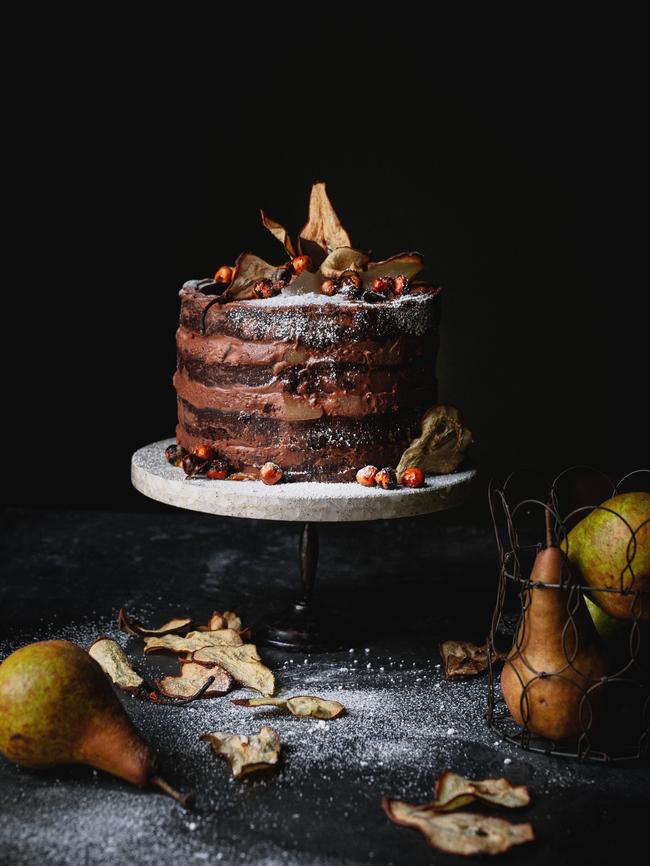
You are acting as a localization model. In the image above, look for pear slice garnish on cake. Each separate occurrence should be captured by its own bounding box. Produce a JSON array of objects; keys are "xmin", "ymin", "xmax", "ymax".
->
[
  {"xmin": 298, "ymin": 181, "xmax": 352, "ymax": 266},
  {"xmin": 361, "ymin": 252, "xmax": 425, "ymax": 288}
]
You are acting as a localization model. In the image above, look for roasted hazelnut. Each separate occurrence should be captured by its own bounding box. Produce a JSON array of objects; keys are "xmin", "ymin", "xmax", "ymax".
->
[
  {"xmin": 356, "ymin": 465, "xmax": 379, "ymax": 487},
  {"xmin": 165, "ymin": 444, "xmax": 187, "ymax": 467},
  {"xmin": 193, "ymin": 443, "xmax": 214, "ymax": 461},
  {"xmin": 372, "ymin": 276, "xmax": 395, "ymax": 296},
  {"xmin": 253, "ymin": 278, "xmax": 276, "ymax": 299},
  {"xmin": 339, "ymin": 270, "xmax": 362, "ymax": 290},
  {"xmin": 393, "ymin": 275, "xmax": 410, "ymax": 296},
  {"xmin": 375, "ymin": 467, "xmax": 397, "ymax": 490},
  {"xmin": 260, "ymin": 462, "xmax": 283, "ymax": 485},
  {"xmin": 182, "ymin": 453, "xmax": 199, "ymax": 475},
  {"xmin": 206, "ymin": 459, "xmax": 230, "ymax": 480},
  {"xmin": 214, "ymin": 265, "xmax": 234, "ymax": 284},
  {"xmin": 400, "ymin": 466, "xmax": 425, "ymax": 488},
  {"xmin": 321, "ymin": 278, "xmax": 338, "ymax": 296},
  {"xmin": 292, "ymin": 255, "xmax": 312, "ymax": 274},
  {"xmin": 273, "ymin": 265, "xmax": 292, "ymax": 284}
]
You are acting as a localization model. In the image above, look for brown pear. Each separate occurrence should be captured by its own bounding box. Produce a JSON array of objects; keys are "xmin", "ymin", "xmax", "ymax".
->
[
  {"xmin": 501, "ymin": 512, "xmax": 608, "ymax": 743},
  {"xmin": 0, "ymin": 640, "xmax": 188, "ymax": 803}
]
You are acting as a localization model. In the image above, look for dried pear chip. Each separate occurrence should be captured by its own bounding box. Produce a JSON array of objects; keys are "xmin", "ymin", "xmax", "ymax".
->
[
  {"xmin": 433, "ymin": 771, "xmax": 531, "ymax": 811},
  {"xmin": 156, "ymin": 661, "xmax": 232, "ymax": 699},
  {"xmin": 382, "ymin": 799, "xmax": 534, "ymax": 856},
  {"xmin": 226, "ymin": 251, "xmax": 278, "ymax": 295},
  {"xmin": 88, "ymin": 637, "xmax": 145, "ymax": 693},
  {"xmin": 118, "ymin": 608, "xmax": 192, "ymax": 638},
  {"xmin": 281, "ymin": 269, "xmax": 323, "ymax": 296},
  {"xmin": 260, "ymin": 210, "xmax": 295, "ymax": 257},
  {"xmin": 192, "ymin": 643, "xmax": 275, "ymax": 696},
  {"xmin": 320, "ymin": 247, "xmax": 369, "ymax": 279},
  {"xmin": 197, "ymin": 611, "xmax": 228, "ymax": 632},
  {"xmin": 439, "ymin": 640, "xmax": 490, "ymax": 678},
  {"xmin": 299, "ymin": 181, "xmax": 351, "ymax": 265},
  {"xmin": 232, "ymin": 695, "xmax": 345, "ymax": 720},
  {"xmin": 143, "ymin": 629, "xmax": 243, "ymax": 655},
  {"xmin": 396, "ymin": 405, "xmax": 473, "ymax": 476},
  {"xmin": 362, "ymin": 252, "xmax": 425, "ymax": 288},
  {"xmin": 200, "ymin": 725, "xmax": 281, "ymax": 778}
]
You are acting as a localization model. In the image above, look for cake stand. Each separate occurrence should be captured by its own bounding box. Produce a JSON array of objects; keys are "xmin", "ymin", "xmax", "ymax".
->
[{"xmin": 131, "ymin": 438, "xmax": 477, "ymax": 652}]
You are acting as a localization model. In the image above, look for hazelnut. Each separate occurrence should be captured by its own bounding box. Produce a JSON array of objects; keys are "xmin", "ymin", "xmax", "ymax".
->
[
  {"xmin": 206, "ymin": 459, "xmax": 230, "ymax": 480},
  {"xmin": 339, "ymin": 270, "xmax": 362, "ymax": 290},
  {"xmin": 193, "ymin": 443, "xmax": 214, "ymax": 461},
  {"xmin": 321, "ymin": 278, "xmax": 337, "ymax": 296},
  {"xmin": 292, "ymin": 255, "xmax": 312, "ymax": 274},
  {"xmin": 214, "ymin": 265, "xmax": 234, "ymax": 284},
  {"xmin": 260, "ymin": 462, "xmax": 283, "ymax": 485},
  {"xmin": 372, "ymin": 276, "xmax": 395, "ymax": 296},
  {"xmin": 273, "ymin": 265, "xmax": 292, "ymax": 284},
  {"xmin": 393, "ymin": 275, "xmax": 410, "ymax": 296},
  {"xmin": 356, "ymin": 465, "xmax": 378, "ymax": 487},
  {"xmin": 375, "ymin": 467, "xmax": 397, "ymax": 490},
  {"xmin": 165, "ymin": 444, "xmax": 187, "ymax": 467},
  {"xmin": 400, "ymin": 466, "xmax": 425, "ymax": 488},
  {"xmin": 182, "ymin": 453, "xmax": 199, "ymax": 476},
  {"xmin": 253, "ymin": 278, "xmax": 275, "ymax": 299}
]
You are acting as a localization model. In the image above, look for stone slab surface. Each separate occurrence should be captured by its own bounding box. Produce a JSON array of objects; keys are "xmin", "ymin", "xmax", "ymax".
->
[{"xmin": 132, "ymin": 438, "xmax": 477, "ymax": 522}]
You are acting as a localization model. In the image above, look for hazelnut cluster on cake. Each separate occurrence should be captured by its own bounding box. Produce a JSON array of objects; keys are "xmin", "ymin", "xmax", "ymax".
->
[{"xmin": 173, "ymin": 183, "xmax": 443, "ymax": 483}]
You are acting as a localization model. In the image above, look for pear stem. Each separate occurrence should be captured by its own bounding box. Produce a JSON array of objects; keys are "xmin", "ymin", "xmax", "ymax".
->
[
  {"xmin": 545, "ymin": 506, "xmax": 555, "ymax": 549},
  {"xmin": 150, "ymin": 775, "xmax": 195, "ymax": 808}
]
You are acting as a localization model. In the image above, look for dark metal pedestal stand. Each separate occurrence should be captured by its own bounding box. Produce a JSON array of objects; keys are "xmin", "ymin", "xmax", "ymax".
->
[
  {"xmin": 131, "ymin": 439, "xmax": 477, "ymax": 654},
  {"xmin": 253, "ymin": 522, "xmax": 346, "ymax": 652}
]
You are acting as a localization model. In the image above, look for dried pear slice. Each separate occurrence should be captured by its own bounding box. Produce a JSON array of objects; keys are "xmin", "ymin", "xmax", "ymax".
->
[
  {"xmin": 226, "ymin": 252, "xmax": 278, "ymax": 295},
  {"xmin": 156, "ymin": 661, "xmax": 232, "ymax": 699},
  {"xmin": 88, "ymin": 637, "xmax": 145, "ymax": 693},
  {"xmin": 320, "ymin": 247, "xmax": 369, "ymax": 279},
  {"xmin": 192, "ymin": 643, "xmax": 275, "ymax": 696},
  {"xmin": 298, "ymin": 181, "xmax": 351, "ymax": 265},
  {"xmin": 222, "ymin": 611, "xmax": 243, "ymax": 632},
  {"xmin": 433, "ymin": 771, "xmax": 531, "ymax": 812},
  {"xmin": 382, "ymin": 798, "xmax": 534, "ymax": 856},
  {"xmin": 260, "ymin": 210, "xmax": 295, "ymax": 257},
  {"xmin": 117, "ymin": 608, "xmax": 192, "ymax": 637},
  {"xmin": 200, "ymin": 725, "xmax": 281, "ymax": 778},
  {"xmin": 439, "ymin": 640, "xmax": 490, "ymax": 678},
  {"xmin": 143, "ymin": 629, "xmax": 243, "ymax": 655},
  {"xmin": 196, "ymin": 611, "xmax": 228, "ymax": 632},
  {"xmin": 361, "ymin": 252, "xmax": 425, "ymax": 289},
  {"xmin": 232, "ymin": 695, "xmax": 345, "ymax": 720},
  {"xmin": 396, "ymin": 405, "xmax": 473, "ymax": 476}
]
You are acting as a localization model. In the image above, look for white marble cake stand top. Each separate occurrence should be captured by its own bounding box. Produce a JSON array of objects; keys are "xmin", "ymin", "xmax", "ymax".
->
[{"xmin": 132, "ymin": 438, "xmax": 477, "ymax": 523}]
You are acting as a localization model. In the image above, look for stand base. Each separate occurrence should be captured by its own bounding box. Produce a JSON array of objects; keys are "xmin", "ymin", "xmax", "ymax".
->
[{"xmin": 254, "ymin": 601, "xmax": 347, "ymax": 653}]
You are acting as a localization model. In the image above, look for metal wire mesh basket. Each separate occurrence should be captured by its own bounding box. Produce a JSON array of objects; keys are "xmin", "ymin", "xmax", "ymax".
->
[{"xmin": 486, "ymin": 467, "xmax": 649, "ymax": 763}]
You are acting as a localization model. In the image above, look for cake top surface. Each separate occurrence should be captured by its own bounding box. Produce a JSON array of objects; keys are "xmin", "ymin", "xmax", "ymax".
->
[{"xmin": 183, "ymin": 182, "xmax": 440, "ymax": 314}]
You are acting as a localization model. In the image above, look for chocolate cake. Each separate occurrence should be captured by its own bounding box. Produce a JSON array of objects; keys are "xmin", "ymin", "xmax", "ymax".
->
[{"xmin": 173, "ymin": 183, "xmax": 442, "ymax": 482}]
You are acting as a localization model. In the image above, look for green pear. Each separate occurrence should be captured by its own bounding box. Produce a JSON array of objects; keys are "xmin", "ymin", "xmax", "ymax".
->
[
  {"xmin": 563, "ymin": 492, "xmax": 650, "ymax": 622},
  {"xmin": 0, "ymin": 640, "xmax": 187, "ymax": 802},
  {"xmin": 501, "ymin": 512, "xmax": 608, "ymax": 742}
]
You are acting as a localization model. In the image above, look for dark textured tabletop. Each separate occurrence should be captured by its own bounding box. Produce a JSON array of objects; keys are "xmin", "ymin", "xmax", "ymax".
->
[{"xmin": 1, "ymin": 508, "xmax": 648, "ymax": 866}]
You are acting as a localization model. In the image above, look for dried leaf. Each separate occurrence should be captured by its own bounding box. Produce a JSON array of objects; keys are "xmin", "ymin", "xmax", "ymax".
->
[
  {"xmin": 192, "ymin": 643, "xmax": 275, "ymax": 696},
  {"xmin": 439, "ymin": 640, "xmax": 490, "ymax": 678},
  {"xmin": 396, "ymin": 405, "xmax": 473, "ymax": 476},
  {"xmin": 260, "ymin": 210, "xmax": 295, "ymax": 257},
  {"xmin": 362, "ymin": 253, "xmax": 425, "ymax": 289},
  {"xmin": 200, "ymin": 725, "xmax": 281, "ymax": 778},
  {"xmin": 88, "ymin": 637, "xmax": 145, "ymax": 693},
  {"xmin": 433, "ymin": 771, "xmax": 531, "ymax": 811},
  {"xmin": 156, "ymin": 661, "xmax": 232, "ymax": 699},
  {"xmin": 299, "ymin": 181, "xmax": 351, "ymax": 266},
  {"xmin": 383, "ymin": 799, "xmax": 534, "ymax": 856},
  {"xmin": 143, "ymin": 629, "xmax": 243, "ymax": 655},
  {"xmin": 118, "ymin": 608, "xmax": 192, "ymax": 638},
  {"xmin": 232, "ymin": 695, "xmax": 345, "ymax": 720},
  {"xmin": 320, "ymin": 247, "xmax": 369, "ymax": 279}
]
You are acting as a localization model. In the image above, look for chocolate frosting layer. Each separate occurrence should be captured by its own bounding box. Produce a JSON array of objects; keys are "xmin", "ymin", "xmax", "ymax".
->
[{"xmin": 174, "ymin": 281, "xmax": 441, "ymax": 481}]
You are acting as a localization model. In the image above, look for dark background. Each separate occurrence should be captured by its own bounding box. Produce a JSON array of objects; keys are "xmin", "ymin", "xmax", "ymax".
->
[{"xmin": 5, "ymin": 39, "xmax": 646, "ymax": 518}]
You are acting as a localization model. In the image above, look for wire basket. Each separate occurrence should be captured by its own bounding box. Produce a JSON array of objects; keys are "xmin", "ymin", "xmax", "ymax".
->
[{"xmin": 486, "ymin": 467, "xmax": 649, "ymax": 763}]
